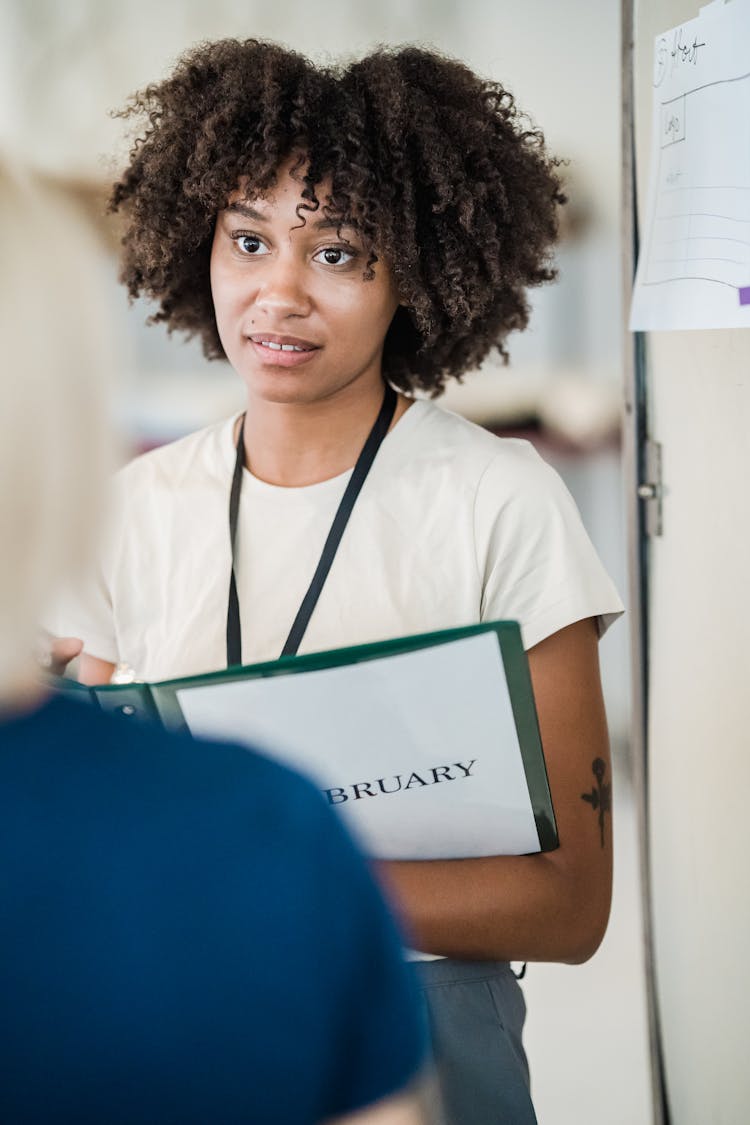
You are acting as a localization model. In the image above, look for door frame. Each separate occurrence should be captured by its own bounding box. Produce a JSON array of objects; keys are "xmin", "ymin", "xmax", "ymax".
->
[{"xmin": 620, "ymin": 3, "xmax": 669, "ymax": 1121}]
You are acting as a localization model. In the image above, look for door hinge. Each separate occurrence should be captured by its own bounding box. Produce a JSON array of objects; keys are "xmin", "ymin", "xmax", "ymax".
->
[{"xmin": 637, "ymin": 439, "xmax": 663, "ymax": 537}]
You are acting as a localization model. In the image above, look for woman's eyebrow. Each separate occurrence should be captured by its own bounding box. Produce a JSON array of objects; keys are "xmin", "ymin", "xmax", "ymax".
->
[
  {"xmin": 313, "ymin": 217, "xmax": 354, "ymax": 232},
  {"xmin": 224, "ymin": 202, "xmax": 266, "ymax": 222},
  {"xmin": 224, "ymin": 202, "xmax": 356, "ymax": 235}
]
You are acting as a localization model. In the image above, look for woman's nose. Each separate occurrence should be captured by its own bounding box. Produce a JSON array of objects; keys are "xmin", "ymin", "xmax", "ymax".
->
[{"xmin": 254, "ymin": 254, "xmax": 311, "ymax": 319}]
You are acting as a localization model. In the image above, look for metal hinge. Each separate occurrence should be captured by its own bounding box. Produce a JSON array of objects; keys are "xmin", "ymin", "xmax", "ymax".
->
[{"xmin": 637, "ymin": 439, "xmax": 663, "ymax": 537}]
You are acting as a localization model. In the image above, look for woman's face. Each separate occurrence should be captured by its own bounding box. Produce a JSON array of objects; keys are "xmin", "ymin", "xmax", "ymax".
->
[{"xmin": 210, "ymin": 159, "xmax": 400, "ymax": 407}]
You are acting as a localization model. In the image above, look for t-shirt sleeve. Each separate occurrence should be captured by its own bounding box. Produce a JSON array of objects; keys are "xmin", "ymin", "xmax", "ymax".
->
[
  {"xmin": 474, "ymin": 442, "xmax": 625, "ymax": 651},
  {"xmin": 311, "ymin": 807, "xmax": 427, "ymax": 1116}
]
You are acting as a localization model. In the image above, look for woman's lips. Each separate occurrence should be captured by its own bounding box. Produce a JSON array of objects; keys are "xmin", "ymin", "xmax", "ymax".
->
[{"xmin": 248, "ymin": 337, "xmax": 321, "ymax": 368}]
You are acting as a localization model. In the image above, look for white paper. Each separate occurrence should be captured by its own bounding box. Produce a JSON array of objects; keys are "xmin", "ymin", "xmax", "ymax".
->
[
  {"xmin": 629, "ymin": 0, "xmax": 750, "ymax": 331},
  {"xmin": 177, "ymin": 632, "xmax": 541, "ymax": 860}
]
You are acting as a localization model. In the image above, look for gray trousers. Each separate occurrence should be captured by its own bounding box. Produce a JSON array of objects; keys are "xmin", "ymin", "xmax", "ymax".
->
[{"xmin": 414, "ymin": 959, "xmax": 538, "ymax": 1125}]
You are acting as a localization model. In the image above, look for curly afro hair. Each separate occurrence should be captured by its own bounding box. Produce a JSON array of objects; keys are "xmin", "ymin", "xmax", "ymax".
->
[{"xmin": 111, "ymin": 39, "xmax": 565, "ymax": 395}]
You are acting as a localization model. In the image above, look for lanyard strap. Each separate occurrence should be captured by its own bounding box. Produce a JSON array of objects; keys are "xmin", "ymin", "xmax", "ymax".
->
[{"xmin": 226, "ymin": 384, "xmax": 398, "ymax": 667}]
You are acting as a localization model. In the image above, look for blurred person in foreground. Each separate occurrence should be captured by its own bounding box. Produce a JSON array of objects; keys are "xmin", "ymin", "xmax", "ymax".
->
[{"xmin": 0, "ymin": 164, "xmax": 426, "ymax": 1124}]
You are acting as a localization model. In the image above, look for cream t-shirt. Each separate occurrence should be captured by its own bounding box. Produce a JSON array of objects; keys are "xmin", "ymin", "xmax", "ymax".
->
[
  {"xmin": 54, "ymin": 399, "xmax": 623, "ymax": 681},
  {"xmin": 54, "ymin": 399, "xmax": 624, "ymax": 962}
]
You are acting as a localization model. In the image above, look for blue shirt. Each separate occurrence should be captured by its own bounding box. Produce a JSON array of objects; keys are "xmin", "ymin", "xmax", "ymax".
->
[{"xmin": 0, "ymin": 696, "xmax": 425, "ymax": 1123}]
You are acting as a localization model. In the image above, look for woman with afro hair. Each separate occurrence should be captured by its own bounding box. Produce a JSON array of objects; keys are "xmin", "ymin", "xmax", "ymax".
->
[{"xmin": 54, "ymin": 38, "xmax": 623, "ymax": 1124}]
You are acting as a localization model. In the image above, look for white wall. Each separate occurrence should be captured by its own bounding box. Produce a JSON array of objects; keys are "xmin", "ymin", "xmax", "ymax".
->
[{"xmin": 634, "ymin": 0, "xmax": 750, "ymax": 1119}]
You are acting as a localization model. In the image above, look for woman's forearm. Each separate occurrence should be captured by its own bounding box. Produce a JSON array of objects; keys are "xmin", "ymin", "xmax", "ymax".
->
[{"xmin": 375, "ymin": 847, "xmax": 611, "ymax": 964}]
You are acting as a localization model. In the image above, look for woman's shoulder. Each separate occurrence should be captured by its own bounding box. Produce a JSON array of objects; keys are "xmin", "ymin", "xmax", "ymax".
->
[{"xmin": 403, "ymin": 399, "xmax": 553, "ymax": 484}]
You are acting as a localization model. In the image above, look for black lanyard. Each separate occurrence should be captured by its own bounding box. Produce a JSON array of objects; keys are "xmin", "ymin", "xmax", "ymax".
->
[{"xmin": 226, "ymin": 384, "xmax": 398, "ymax": 667}]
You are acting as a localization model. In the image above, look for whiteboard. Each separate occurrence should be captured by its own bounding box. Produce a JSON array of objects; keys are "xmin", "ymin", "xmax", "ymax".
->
[{"xmin": 630, "ymin": 0, "xmax": 750, "ymax": 330}]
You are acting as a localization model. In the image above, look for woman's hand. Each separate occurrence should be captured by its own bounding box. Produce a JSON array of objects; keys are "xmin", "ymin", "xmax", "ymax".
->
[{"xmin": 37, "ymin": 635, "xmax": 115, "ymax": 685}]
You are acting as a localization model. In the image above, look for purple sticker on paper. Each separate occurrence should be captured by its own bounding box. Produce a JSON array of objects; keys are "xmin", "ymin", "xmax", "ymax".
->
[{"xmin": 740, "ymin": 286, "xmax": 750, "ymax": 306}]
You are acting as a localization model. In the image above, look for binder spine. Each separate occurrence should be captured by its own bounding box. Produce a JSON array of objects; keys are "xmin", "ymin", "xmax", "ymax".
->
[{"xmin": 93, "ymin": 685, "xmax": 159, "ymax": 724}]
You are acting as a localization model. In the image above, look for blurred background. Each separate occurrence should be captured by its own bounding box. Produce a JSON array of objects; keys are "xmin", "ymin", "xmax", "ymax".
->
[{"xmin": 0, "ymin": 1, "xmax": 651, "ymax": 1121}]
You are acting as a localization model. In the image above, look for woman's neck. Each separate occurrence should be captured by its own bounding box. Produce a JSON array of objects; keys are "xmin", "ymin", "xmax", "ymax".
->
[{"xmin": 239, "ymin": 380, "xmax": 412, "ymax": 487}]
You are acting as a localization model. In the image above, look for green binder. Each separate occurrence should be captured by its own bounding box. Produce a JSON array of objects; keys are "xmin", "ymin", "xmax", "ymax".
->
[{"xmin": 54, "ymin": 620, "xmax": 558, "ymax": 856}]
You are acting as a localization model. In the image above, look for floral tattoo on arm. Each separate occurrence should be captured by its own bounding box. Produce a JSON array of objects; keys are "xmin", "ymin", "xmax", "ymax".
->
[{"xmin": 581, "ymin": 758, "xmax": 611, "ymax": 848}]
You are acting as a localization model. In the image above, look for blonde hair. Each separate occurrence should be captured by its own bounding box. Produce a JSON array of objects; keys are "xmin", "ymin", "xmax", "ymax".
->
[{"xmin": 0, "ymin": 163, "xmax": 112, "ymax": 699}]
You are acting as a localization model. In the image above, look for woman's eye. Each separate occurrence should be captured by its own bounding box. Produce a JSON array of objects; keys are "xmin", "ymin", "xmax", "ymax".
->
[
  {"xmin": 315, "ymin": 246, "xmax": 355, "ymax": 266},
  {"xmin": 233, "ymin": 234, "xmax": 268, "ymax": 256}
]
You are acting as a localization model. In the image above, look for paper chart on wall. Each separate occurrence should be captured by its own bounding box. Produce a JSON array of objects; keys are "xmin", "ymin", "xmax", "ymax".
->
[{"xmin": 629, "ymin": 0, "xmax": 750, "ymax": 331}]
